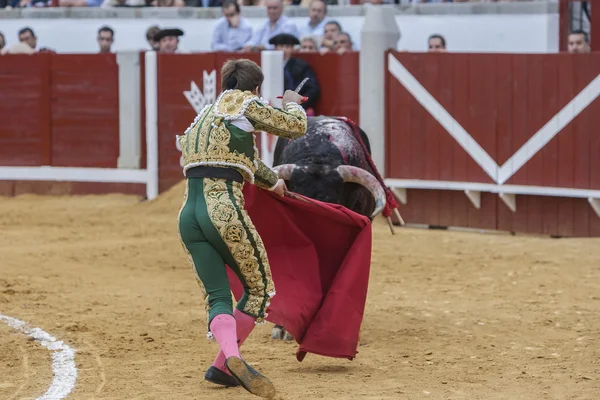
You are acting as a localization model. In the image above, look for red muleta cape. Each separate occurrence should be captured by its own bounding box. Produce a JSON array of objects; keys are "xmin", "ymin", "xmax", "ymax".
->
[{"xmin": 226, "ymin": 185, "xmax": 372, "ymax": 362}]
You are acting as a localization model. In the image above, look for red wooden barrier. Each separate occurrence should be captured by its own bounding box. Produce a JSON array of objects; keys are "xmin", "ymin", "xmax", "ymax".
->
[
  {"xmin": 385, "ymin": 50, "xmax": 600, "ymax": 237},
  {"xmin": 294, "ymin": 52, "xmax": 360, "ymax": 124},
  {"xmin": 50, "ymin": 54, "xmax": 120, "ymax": 168},
  {"xmin": 0, "ymin": 53, "xmax": 136, "ymax": 196},
  {"xmin": 0, "ymin": 54, "xmax": 52, "ymax": 167}
]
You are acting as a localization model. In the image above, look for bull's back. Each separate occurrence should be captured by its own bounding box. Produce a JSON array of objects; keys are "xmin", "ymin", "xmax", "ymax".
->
[{"xmin": 273, "ymin": 116, "xmax": 371, "ymax": 169}]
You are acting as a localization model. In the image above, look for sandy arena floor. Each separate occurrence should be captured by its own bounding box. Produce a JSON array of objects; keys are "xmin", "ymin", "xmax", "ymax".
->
[{"xmin": 1, "ymin": 182, "xmax": 600, "ymax": 400}]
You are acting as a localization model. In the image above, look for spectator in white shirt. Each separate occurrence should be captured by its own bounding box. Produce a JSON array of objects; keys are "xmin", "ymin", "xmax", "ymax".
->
[
  {"xmin": 297, "ymin": 0, "xmax": 328, "ymax": 39},
  {"xmin": 212, "ymin": 0, "xmax": 254, "ymax": 52},
  {"xmin": 243, "ymin": 0, "xmax": 299, "ymax": 52}
]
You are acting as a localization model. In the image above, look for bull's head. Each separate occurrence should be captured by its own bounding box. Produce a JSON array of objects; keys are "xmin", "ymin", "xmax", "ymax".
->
[{"xmin": 273, "ymin": 164, "xmax": 386, "ymax": 218}]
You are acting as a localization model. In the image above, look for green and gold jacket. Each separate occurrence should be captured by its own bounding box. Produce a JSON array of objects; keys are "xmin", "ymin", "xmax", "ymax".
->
[{"xmin": 176, "ymin": 89, "xmax": 307, "ymax": 190}]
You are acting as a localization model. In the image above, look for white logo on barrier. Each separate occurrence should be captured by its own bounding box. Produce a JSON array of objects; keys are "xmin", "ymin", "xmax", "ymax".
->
[{"xmin": 184, "ymin": 70, "xmax": 217, "ymax": 113}]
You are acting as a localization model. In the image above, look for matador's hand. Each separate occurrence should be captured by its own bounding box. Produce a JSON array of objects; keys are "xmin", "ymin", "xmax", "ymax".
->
[{"xmin": 272, "ymin": 179, "xmax": 287, "ymax": 197}]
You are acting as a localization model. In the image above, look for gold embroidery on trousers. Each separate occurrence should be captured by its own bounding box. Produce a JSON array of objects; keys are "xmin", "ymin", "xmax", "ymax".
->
[{"xmin": 203, "ymin": 178, "xmax": 274, "ymax": 321}]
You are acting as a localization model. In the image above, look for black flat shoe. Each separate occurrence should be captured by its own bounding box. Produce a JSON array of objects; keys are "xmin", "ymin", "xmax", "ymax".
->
[
  {"xmin": 225, "ymin": 356, "xmax": 276, "ymax": 398},
  {"xmin": 204, "ymin": 366, "xmax": 240, "ymax": 387}
]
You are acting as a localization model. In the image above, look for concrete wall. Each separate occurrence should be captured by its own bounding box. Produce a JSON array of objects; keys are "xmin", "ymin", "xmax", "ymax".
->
[{"xmin": 0, "ymin": 2, "xmax": 559, "ymax": 53}]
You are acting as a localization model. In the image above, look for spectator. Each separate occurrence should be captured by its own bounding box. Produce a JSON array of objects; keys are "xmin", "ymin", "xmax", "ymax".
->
[
  {"xmin": 333, "ymin": 31, "xmax": 352, "ymax": 54},
  {"xmin": 146, "ymin": 25, "xmax": 161, "ymax": 51},
  {"xmin": 428, "ymin": 34, "xmax": 446, "ymax": 52},
  {"xmin": 195, "ymin": 0, "xmax": 221, "ymax": 7},
  {"xmin": 269, "ymin": 33, "xmax": 320, "ymax": 114},
  {"xmin": 11, "ymin": 0, "xmax": 50, "ymax": 8},
  {"xmin": 299, "ymin": 36, "xmax": 319, "ymax": 52},
  {"xmin": 319, "ymin": 20, "xmax": 340, "ymax": 53},
  {"xmin": 18, "ymin": 27, "xmax": 37, "ymax": 51},
  {"xmin": 58, "ymin": 0, "xmax": 104, "ymax": 7},
  {"xmin": 101, "ymin": 0, "xmax": 146, "ymax": 7},
  {"xmin": 154, "ymin": 28, "xmax": 184, "ymax": 53},
  {"xmin": 211, "ymin": 0, "xmax": 253, "ymax": 52},
  {"xmin": 152, "ymin": 0, "xmax": 185, "ymax": 6},
  {"xmin": 567, "ymin": 30, "xmax": 590, "ymax": 53},
  {"xmin": 97, "ymin": 26, "xmax": 114, "ymax": 53},
  {"xmin": 0, "ymin": 32, "xmax": 5, "ymax": 51},
  {"xmin": 298, "ymin": 0, "xmax": 328, "ymax": 39},
  {"xmin": 243, "ymin": 0, "xmax": 299, "ymax": 52}
]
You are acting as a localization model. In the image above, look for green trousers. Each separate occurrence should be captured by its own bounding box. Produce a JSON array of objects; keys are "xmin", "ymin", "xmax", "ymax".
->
[{"xmin": 177, "ymin": 177, "xmax": 276, "ymax": 337}]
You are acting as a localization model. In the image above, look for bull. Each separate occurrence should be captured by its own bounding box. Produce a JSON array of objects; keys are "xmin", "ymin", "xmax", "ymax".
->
[{"xmin": 268, "ymin": 116, "xmax": 397, "ymax": 341}]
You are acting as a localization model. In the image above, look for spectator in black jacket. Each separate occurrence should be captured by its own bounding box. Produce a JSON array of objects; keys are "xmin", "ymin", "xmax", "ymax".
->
[{"xmin": 269, "ymin": 33, "xmax": 320, "ymax": 115}]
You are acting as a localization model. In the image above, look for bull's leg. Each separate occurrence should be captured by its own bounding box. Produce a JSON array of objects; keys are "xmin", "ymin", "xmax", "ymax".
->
[
  {"xmin": 271, "ymin": 324, "xmax": 284, "ymax": 340},
  {"xmin": 271, "ymin": 324, "xmax": 295, "ymax": 341}
]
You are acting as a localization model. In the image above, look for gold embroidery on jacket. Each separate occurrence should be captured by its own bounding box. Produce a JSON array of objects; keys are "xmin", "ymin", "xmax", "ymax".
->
[{"xmin": 244, "ymin": 101, "xmax": 307, "ymax": 139}]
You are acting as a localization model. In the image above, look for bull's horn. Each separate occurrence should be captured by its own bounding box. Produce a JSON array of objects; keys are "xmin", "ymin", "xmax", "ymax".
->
[
  {"xmin": 336, "ymin": 165, "xmax": 386, "ymax": 218},
  {"xmin": 272, "ymin": 164, "xmax": 298, "ymax": 180}
]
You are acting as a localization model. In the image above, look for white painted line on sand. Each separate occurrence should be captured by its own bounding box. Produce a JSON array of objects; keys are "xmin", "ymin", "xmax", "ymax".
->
[{"xmin": 0, "ymin": 313, "xmax": 78, "ymax": 400}]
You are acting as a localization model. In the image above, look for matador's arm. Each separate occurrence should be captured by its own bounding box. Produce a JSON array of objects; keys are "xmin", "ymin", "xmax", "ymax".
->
[
  {"xmin": 254, "ymin": 158, "xmax": 279, "ymax": 190},
  {"xmin": 243, "ymin": 100, "xmax": 307, "ymax": 140}
]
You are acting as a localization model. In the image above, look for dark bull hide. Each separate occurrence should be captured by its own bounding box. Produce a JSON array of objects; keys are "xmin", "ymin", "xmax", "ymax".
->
[
  {"xmin": 269, "ymin": 116, "xmax": 385, "ymax": 341},
  {"xmin": 272, "ymin": 116, "xmax": 386, "ymax": 220}
]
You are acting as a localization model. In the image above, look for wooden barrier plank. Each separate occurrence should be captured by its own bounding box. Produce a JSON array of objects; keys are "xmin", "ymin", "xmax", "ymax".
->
[
  {"xmin": 525, "ymin": 55, "xmax": 545, "ymax": 188},
  {"xmin": 508, "ymin": 55, "xmax": 529, "ymax": 186},
  {"xmin": 450, "ymin": 190, "xmax": 469, "ymax": 229},
  {"xmin": 422, "ymin": 54, "xmax": 442, "ymax": 225},
  {"xmin": 451, "ymin": 55, "xmax": 470, "ymax": 184},
  {"xmin": 447, "ymin": 55, "xmax": 470, "ymax": 228},
  {"xmin": 437, "ymin": 55, "xmax": 456, "ymax": 228},
  {"xmin": 467, "ymin": 191, "xmax": 496, "ymax": 231},
  {"xmin": 586, "ymin": 55, "xmax": 600, "ymax": 192},
  {"xmin": 571, "ymin": 54, "xmax": 594, "ymax": 190},
  {"xmin": 495, "ymin": 54, "xmax": 514, "ymax": 233},
  {"xmin": 405, "ymin": 54, "xmax": 427, "ymax": 182},
  {"xmin": 554, "ymin": 54, "xmax": 576, "ymax": 237},
  {"xmin": 50, "ymin": 54, "xmax": 120, "ymax": 168},
  {"xmin": 388, "ymin": 52, "xmax": 412, "ymax": 179},
  {"xmin": 438, "ymin": 54, "xmax": 455, "ymax": 183},
  {"xmin": 0, "ymin": 54, "xmax": 52, "ymax": 166},
  {"xmin": 573, "ymin": 198, "xmax": 591, "ymax": 237},
  {"xmin": 466, "ymin": 53, "xmax": 496, "ymax": 184},
  {"xmin": 423, "ymin": 53, "xmax": 441, "ymax": 182},
  {"xmin": 540, "ymin": 56, "xmax": 559, "ymax": 235}
]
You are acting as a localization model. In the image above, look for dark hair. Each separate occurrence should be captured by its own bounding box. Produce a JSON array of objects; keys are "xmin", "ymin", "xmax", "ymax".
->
[
  {"xmin": 569, "ymin": 29, "xmax": 589, "ymax": 43},
  {"xmin": 18, "ymin": 27, "xmax": 35, "ymax": 38},
  {"xmin": 222, "ymin": 0, "xmax": 240, "ymax": 13},
  {"xmin": 221, "ymin": 59, "xmax": 264, "ymax": 92},
  {"xmin": 325, "ymin": 20, "xmax": 341, "ymax": 32},
  {"xmin": 428, "ymin": 34, "xmax": 446, "ymax": 48},
  {"xmin": 98, "ymin": 26, "xmax": 114, "ymax": 38}
]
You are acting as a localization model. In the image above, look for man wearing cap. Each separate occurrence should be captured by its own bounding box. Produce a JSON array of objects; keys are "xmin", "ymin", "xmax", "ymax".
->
[
  {"xmin": 269, "ymin": 33, "xmax": 320, "ymax": 115},
  {"xmin": 242, "ymin": 0, "xmax": 298, "ymax": 52},
  {"xmin": 154, "ymin": 28, "xmax": 185, "ymax": 53}
]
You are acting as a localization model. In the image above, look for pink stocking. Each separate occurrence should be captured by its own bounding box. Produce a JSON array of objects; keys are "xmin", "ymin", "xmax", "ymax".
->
[
  {"xmin": 212, "ymin": 309, "xmax": 256, "ymax": 373},
  {"xmin": 209, "ymin": 314, "xmax": 240, "ymax": 365}
]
